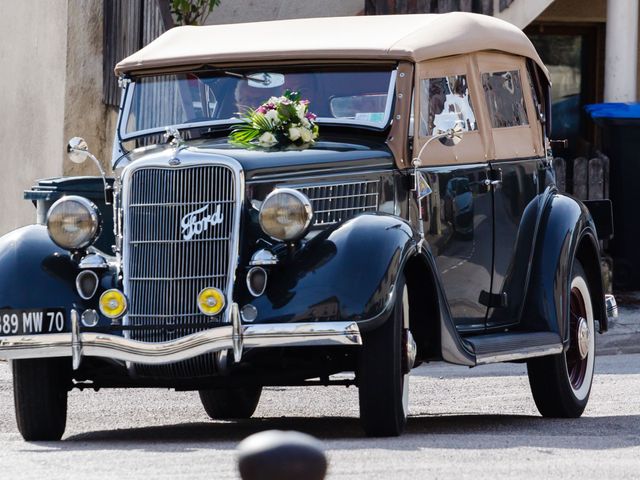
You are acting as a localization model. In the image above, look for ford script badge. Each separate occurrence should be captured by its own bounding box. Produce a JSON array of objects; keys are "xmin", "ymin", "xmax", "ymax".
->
[{"xmin": 181, "ymin": 204, "xmax": 224, "ymax": 241}]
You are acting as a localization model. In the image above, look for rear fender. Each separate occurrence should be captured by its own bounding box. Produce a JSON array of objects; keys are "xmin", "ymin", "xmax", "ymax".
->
[{"xmin": 520, "ymin": 193, "xmax": 607, "ymax": 340}]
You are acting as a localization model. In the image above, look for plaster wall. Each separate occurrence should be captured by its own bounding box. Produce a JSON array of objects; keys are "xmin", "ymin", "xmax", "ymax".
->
[
  {"xmin": 204, "ymin": 0, "xmax": 364, "ymax": 25},
  {"xmin": 0, "ymin": 1, "xmax": 68, "ymax": 234}
]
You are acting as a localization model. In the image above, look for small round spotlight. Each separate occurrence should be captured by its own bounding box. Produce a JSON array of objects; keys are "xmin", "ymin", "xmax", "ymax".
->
[
  {"xmin": 198, "ymin": 287, "xmax": 226, "ymax": 316},
  {"xmin": 241, "ymin": 304, "xmax": 258, "ymax": 323},
  {"xmin": 81, "ymin": 309, "xmax": 100, "ymax": 327},
  {"xmin": 99, "ymin": 289, "xmax": 127, "ymax": 319}
]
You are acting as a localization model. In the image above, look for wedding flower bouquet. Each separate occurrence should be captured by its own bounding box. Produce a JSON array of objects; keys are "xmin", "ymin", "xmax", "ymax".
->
[{"xmin": 230, "ymin": 90, "xmax": 319, "ymax": 147}]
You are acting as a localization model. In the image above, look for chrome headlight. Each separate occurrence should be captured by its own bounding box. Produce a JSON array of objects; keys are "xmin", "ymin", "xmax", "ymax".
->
[
  {"xmin": 46, "ymin": 196, "xmax": 100, "ymax": 250},
  {"xmin": 259, "ymin": 188, "xmax": 313, "ymax": 241}
]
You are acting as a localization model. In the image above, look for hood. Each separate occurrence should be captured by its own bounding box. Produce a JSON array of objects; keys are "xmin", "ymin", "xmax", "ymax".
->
[{"xmin": 123, "ymin": 133, "xmax": 395, "ymax": 181}]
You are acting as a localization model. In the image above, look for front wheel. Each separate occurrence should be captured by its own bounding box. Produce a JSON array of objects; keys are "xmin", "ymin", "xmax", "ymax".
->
[
  {"xmin": 527, "ymin": 260, "xmax": 595, "ymax": 417},
  {"xmin": 357, "ymin": 275, "xmax": 410, "ymax": 437},
  {"xmin": 199, "ymin": 386, "xmax": 262, "ymax": 420},
  {"xmin": 13, "ymin": 358, "xmax": 70, "ymax": 441}
]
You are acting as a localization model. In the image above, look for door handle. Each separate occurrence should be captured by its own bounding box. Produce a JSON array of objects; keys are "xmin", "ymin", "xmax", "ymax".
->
[
  {"xmin": 484, "ymin": 168, "xmax": 503, "ymax": 188},
  {"xmin": 483, "ymin": 179, "xmax": 502, "ymax": 187}
]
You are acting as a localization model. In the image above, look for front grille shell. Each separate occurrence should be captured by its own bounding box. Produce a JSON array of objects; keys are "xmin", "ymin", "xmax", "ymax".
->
[{"xmin": 120, "ymin": 157, "xmax": 243, "ymax": 347}]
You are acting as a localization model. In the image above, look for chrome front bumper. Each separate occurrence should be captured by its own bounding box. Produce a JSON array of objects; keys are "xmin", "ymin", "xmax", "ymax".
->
[{"xmin": 0, "ymin": 308, "xmax": 362, "ymax": 369}]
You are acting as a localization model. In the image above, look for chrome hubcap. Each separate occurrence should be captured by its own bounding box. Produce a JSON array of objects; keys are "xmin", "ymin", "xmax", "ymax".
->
[
  {"xmin": 403, "ymin": 329, "xmax": 417, "ymax": 374},
  {"xmin": 577, "ymin": 316, "xmax": 590, "ymax": 360}
]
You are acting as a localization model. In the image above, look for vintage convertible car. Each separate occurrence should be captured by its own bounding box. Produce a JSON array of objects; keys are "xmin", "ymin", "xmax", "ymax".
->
[{"xmin": 0, "ymin": 13, "xmax": 617, "ymax": 440}]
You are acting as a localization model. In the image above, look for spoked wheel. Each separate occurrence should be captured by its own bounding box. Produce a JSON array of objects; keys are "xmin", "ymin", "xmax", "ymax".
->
[
  {"xmin": 527, "ymin": 260, "xmax": 595, "ymax": 417},
  {"xmin": 13, "ymin": 358, "xmax": 70, "ymax": 441},
  {"xmin": 199, "ymin": 386, "xmax": 262, "ymax": 420},
  {"xmin": 358, "ymin": 274, "xmax": 411, "ymax": 437}
]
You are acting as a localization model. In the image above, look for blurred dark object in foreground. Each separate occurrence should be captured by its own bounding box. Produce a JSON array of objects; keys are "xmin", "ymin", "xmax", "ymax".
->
[{"xmin": 237, "ymin": 430, "xmax": 327, "ymax": 480}]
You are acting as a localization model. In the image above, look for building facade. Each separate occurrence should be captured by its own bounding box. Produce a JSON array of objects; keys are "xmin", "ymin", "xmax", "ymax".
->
[{"xmin": 0, "ymin": 0, "xmax": 637, "ymax": 234}]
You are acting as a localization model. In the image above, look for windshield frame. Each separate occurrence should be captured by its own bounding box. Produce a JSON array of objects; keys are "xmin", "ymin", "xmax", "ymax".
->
[{"xmin": 117, "ymin": 67, "xmax": 398, "ymax": 143}]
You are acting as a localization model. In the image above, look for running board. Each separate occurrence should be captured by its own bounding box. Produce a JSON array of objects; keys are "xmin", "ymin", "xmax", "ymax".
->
[{"xmin": 464, "ymin": 332, "xmax": 563, "ymax": 365}]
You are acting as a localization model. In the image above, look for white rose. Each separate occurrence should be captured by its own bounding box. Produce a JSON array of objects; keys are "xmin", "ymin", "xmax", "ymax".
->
[
  {"xmin": 265, "ymin": 109, "xmax": 280, "ymax": 125},
  {"xmin": 258, "ymin": 132, "xmax": 277, "ymax": 147},
  {"xmin": 300, "ymin": 127, "xmax": 313, "ymax": 143},
  {"xmin": 288, "ymin": 126, "xmax": 301, "ymax": 141},
  {"xmin": 295, "ymin": 103, "xmax": 306, "ymax": 120},
  {"xmin": 301, "ymin": 117, "xmax": 311, "ymax": 128}
]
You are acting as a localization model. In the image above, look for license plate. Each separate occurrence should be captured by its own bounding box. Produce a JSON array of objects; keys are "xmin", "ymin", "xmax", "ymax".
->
[{"xmin": 0, "ymin": 308, "xmax": 66, "ymax": 335}]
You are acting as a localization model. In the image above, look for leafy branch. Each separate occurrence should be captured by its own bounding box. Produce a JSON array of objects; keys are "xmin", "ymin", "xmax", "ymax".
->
[{"xmin": 170, "ymin": 0, "xmax": 221, "ymax": 26}]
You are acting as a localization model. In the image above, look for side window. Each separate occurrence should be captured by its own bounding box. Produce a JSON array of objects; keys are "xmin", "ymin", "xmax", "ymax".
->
[
  {"xmin": 481, "ymin": 70, "xmax": 529, "ymax": 128},
  {"xmin": 419, "ymin": 75, "xmax": 477, "ymax": 137}
]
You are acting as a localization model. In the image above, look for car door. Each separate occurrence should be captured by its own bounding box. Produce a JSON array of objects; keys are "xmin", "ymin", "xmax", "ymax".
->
[
  {"xmin": 414, "ymin": 57, "xmax": 494, "ymax": 332},
  {"xmin": 475, "ymin": 55, "xmax": 547, "ymax": 330}
]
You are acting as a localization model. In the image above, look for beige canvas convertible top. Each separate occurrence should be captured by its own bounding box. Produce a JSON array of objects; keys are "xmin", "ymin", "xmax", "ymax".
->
[{"xmin": 114, "ymin": 12, "xmax": 549, "ymax": 79}]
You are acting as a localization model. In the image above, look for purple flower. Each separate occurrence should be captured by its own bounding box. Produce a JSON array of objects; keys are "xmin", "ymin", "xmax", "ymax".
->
[
  {"xmin": 256, "ymin": 106, "xmax": 267, "ymax": 114},
  {"xmin": 306, "ymin": 112, "xmax": 317, "ymax": 121}
]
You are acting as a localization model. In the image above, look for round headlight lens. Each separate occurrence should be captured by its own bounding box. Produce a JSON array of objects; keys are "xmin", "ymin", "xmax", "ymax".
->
[
  {"xmin": 46, "ymin": 196, "xmax": 100, "ymax": 250},
  {"xmin": 259, "ymin": 188, "xmax": 313, "ymax": 241}
]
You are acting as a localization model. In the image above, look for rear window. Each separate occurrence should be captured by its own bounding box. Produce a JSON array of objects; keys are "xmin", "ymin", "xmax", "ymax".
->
[{"xmin": 481, "ymin": 70, "xmax": 529, "ymax": 128}]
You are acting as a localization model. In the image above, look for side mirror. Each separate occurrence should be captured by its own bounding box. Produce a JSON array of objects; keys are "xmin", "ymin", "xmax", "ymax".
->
[
  {"xmin": 434, "ymin": 119, "xmax": 465, "ymax": 147},
  {"xmin": 65, "ymin": 137, "xmax": 112, "ymax": 205},
  {"xmin": 67, "ymin": 137, "xmax": 90, "ymax": 164},
  {"xmin": 412, "ymin": 120, "xmax": 465, "ymax": 168}
]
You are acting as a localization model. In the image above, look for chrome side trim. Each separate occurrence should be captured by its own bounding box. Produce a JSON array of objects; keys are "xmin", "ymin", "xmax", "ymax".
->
[
  {"xmin": 0, "ymin": 320, "xmax": 362, "ymax": 365},
  {"xmin": 475, "ymin": 343, "xmax": 563, "ymax": 366}
]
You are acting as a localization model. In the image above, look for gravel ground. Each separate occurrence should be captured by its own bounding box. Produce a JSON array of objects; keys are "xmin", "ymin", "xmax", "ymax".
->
[{"xmin": 1, "ymin": 352, "xmax": 639, "ymax": 480}]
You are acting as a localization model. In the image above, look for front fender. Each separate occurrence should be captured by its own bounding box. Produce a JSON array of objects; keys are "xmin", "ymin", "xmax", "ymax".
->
[
  {"xmin": 520, "ymin": 192, "xmax": 606, "ymax": 341},
  {"xmin": 0, "ymin": 225, "xmax": 79, "ymax": 328},
  {"xmin": 248, "ymin": 214, "xmax": 417, "ymax": 330}
]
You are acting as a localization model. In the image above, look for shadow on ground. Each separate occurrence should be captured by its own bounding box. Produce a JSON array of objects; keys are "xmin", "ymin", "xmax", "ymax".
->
[{"xmin": 20, "ymin": 413, "xmax": 640, "ymax": 453}]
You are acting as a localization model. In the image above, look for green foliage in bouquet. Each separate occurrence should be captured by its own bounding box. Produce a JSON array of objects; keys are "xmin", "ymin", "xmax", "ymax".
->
[{"xmin": 230, "ymin": 90, "xmax": 319, "ymax": 148}]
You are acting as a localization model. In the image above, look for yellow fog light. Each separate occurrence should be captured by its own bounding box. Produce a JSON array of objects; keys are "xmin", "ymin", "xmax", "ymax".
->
[
  {"xmin": 198, "ymin": 287, "xmax": 226, "ymax": 316},
  {"xmin": 99, "ymin": 289, "xmax": 127, "ymax": 319}
]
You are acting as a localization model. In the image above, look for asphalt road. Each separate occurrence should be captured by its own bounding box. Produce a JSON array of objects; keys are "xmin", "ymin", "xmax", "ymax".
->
[{"xmin": 1, "ymin": 353, "xmax": 639, "ymax": 480}]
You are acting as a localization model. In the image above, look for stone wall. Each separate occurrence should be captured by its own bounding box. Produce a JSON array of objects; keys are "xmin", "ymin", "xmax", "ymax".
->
[{"xmin": 63, "ymin": 0, "xmax": 113, "ymax": 178}]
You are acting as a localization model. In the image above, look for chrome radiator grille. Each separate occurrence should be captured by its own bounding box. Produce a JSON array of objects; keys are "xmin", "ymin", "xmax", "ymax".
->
[
  {"xmin": 123, "ymin": 164, "xmax": 238, "ymax": 344},
  {"xmin": 295, "ymin": 180, "xmax": 379, "ymax": 226}
]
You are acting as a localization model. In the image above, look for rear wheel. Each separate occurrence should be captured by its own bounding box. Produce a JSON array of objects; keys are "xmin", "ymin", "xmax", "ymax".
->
[
  {"xmin": 199, "ymin": 386, "xmax": 262, "ymax": 420},
  {"xmin": 358, "ymin": 275, "xmax": 410, "ymax": 437},
  {"xmin": 13, "ymin": 358, "xmax": 70, "ymax": 441},
  {"xmin": 527, "ymin": 260, "xmax": 595, "ymax": 417}
]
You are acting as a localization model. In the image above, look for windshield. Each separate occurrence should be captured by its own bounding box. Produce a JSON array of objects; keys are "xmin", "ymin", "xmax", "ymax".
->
[{"xmin": 122, "ymin": 67, "xmax": 396, "ymax": 138}]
